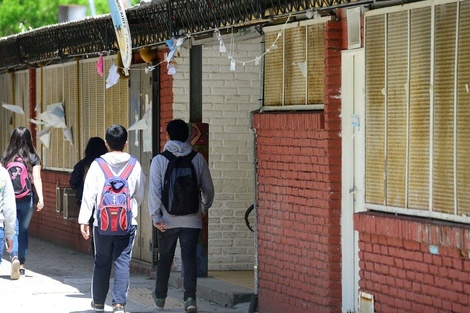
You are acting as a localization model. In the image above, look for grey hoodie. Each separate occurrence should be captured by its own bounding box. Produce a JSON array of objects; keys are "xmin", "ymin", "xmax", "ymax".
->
[
  {"xmin": 148, "ymin": 140, "xmax": 214, "ymax": 229},
  {"xmin": 78, "ymin": 152, "xmax": 146, "ymax": 227}
]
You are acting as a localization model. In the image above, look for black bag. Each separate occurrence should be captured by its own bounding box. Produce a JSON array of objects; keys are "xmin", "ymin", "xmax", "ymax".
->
[{"xmin": 161, "ymin": 150, "xmax": 200, "ymax": 215}]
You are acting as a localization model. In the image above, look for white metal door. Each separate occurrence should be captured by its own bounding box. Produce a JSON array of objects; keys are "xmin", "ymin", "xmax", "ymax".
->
[{"xmin": 341, "ymin": 49, "xmax": 365, "ymax": 313}]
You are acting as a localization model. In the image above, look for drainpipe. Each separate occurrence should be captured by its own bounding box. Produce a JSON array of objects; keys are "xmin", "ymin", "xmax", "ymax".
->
[
  {"xmin": 248, "ymin": 121, "xmax": 259, "ymax": 313},
  {"xmin": 248, "ymin": 30, "xmax": 265, "ymax": 313}
]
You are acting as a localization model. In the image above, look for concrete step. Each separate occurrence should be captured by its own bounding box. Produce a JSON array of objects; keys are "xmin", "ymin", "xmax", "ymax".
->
[{"xmin": 169, "ymin": 272, "xmax": 254, "ymax": 308}]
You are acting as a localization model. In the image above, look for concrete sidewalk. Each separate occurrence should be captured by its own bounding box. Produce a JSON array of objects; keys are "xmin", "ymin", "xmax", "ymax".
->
[{"xmin": 0, "ymin": 236, "xmax": 252, "ymax": 313}]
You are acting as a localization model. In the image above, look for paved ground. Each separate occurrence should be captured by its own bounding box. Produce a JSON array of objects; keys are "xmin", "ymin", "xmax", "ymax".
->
[{"xmin": 0, "ymin": 236, "xmax": 251, "ymax": 313}]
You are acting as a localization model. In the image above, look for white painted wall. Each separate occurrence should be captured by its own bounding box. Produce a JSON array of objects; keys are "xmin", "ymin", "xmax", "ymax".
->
[{"xmin": 172, "ymin": 31, "xmax": 262, "ymax": 270}]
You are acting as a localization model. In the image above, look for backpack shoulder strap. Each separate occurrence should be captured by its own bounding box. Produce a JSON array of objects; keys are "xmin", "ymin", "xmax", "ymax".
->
[
  {"xmin": 161, "ymin": 150, "xmax": 176, "ymax": 162},
  {"xmin": 96, "ymin": 157, "xmax": 113, "ymax": 179},
  {"xmin": 120, "ymin": 157, "xmax": 137, "ymax": 180},
  {"xmin": 97, "ymin": 157, "xmax": 137, "ymax": 180},
  {"xmin": 161, "ymin": 150, "xmax": 197, "ymax": 161},
  {"xmin": 185, "ymin": 150, "xmax": 197, "ymax": 161}
]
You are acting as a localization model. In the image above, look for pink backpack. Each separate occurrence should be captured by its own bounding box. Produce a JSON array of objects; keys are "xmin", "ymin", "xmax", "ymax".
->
[{"xmin": 6, "ymin": 157, "xmax": 32, "ymax": 199}]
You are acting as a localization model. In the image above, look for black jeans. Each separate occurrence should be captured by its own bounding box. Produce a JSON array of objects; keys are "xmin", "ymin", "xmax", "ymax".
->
[{"xmin": 155, "ymin": 227, "xmax": 200, "ymax": 301}]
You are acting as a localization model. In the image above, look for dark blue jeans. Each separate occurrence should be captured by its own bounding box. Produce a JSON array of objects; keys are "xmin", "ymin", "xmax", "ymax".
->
[
  {"xmin": 155, "ymin": 227, "xmax": 200, "ymax": 301},
  {"xmin": 91, "ymin": 225, "xmax": 136, "ymax": 306},
  {"xmin": 10, "ymin": 196, "xmax": 34, "ymax": 264}
]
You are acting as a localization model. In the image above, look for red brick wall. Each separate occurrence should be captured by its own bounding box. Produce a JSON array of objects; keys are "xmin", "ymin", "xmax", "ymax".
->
[
  {"xmin": 252, "ymin": 20, "xmax": 343, "ymax": 313},
  {"xmin": 355, "ymin": 211, "xmax": 470, "ymax": 313},
  {"xmin": 158, "ymin": 49, "xmax": 173, "ymax": 152},
  {"xmin": 29, "ymin": 68, "xmax": 37, "ymax": 143},
  {"xmin": 252, "ymin": 112, "xmax": 342, "ymax": 313},
  {"xmin": 29, "ymin": 171, "xmax": 90, "ymax": 254}
]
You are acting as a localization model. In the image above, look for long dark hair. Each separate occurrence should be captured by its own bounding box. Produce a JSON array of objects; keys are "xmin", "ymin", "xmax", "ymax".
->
[
  {"xmin": 1, "ymin": 127, "xmax": 37, "ymax": 173},
  {"xmin": 83, "ymin": 137, "xmax": 108, "ymax": 168}
]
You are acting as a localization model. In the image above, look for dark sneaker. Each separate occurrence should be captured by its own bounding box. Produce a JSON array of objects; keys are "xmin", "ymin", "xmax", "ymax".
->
[
  {"xmin": 112, "ymin": 303, "xmax": 125, "ymax": 313},
  {"xmin": 10, "ymin": 257, "xmax": 20, "ymax": 280},
  {"xmin": 184, "ymin": 297, "xmax": 197, "ymax": 313},
  {"xmin": 91, "ymin": 301, "xmax": 104, "ymax": 312},
  {"xmin": 151, "ymin": 290, "xmax": 165, "ymax": 310},
  {"xmin": 19, "ymin": 268, "xmax": 25, "ymax": 276}
]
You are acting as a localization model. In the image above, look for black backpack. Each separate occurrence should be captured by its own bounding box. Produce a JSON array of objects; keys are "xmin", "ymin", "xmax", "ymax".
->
[{"xmin": 161, "ymin": 150, "xmax": 200, "ymax": 215}]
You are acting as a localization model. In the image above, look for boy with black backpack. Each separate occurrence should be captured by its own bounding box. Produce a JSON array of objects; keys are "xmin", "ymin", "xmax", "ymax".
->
[
  {"xmin": 78, "ymin": 125, "xmax": 146, "ymax": 313},
  {"xmin": 148, "ymin": 119, "xmax": 214, "ymax": 313}
]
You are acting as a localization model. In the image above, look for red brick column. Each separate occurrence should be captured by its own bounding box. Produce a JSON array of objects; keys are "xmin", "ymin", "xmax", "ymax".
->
[{"xmin": 158, "ymin": 49, "xmax": 174, "ymax": 152}]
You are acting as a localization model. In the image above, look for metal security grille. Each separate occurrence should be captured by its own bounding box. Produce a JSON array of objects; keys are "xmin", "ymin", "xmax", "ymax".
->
[{"xmin": 0, "ymin": 0, "xmax": 370, "ymax": 71}]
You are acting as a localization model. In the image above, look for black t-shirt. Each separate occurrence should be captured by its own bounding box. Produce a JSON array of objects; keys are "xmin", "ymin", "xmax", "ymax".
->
[{"xmin": 30, "ymin": 153, "xmax": 41, "ymax": 167}]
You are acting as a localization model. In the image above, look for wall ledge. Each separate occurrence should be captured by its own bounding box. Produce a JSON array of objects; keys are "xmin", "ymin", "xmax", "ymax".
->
[{"xmin": 354, "ymin": 210, "xmax": 470, "ymax": 250}]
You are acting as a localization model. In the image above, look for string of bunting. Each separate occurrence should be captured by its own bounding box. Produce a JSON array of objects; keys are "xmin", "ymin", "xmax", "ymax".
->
[{"xmin": 105, "ymin": 13, "xmax": 291, "ymax": 77}]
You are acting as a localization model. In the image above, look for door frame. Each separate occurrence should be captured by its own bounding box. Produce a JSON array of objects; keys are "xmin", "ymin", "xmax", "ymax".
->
[
  {"xmin": 129, "ymin": 63, "xmax": 153, "ymax": 263},
  {"xmin": 341, "ymin": 48, "xmax": 365, "ymax": 313}
]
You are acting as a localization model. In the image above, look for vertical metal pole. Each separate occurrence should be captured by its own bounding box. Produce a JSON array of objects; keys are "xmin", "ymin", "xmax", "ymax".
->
[
  {"xmin": 189, "ymin": 122, "xmax": 209, "ymax": 277},
  {"xmin": 189, "ymin": 44, "xmax": 207, "ymax": 277},
  {"xmin": 190, "ymin": 45, "xmax": 202, "ymax": 123}
]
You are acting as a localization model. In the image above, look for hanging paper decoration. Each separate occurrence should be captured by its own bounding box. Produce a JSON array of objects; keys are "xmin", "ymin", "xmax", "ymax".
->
[
  {"xmin": 38, "ymin": 126, "xmax": 52, "ymax": 149},
  {"xmin": 37, "ymin": 102, "xmax": 67, "ymax": 128},
  {"xmin": 106, "ymin": 64, "xmax": 120, "ymax": 88},
  {"xmin": 164, "ymin": 37, "xmax": 187, "ymax": 75},
  {"xmin": 2, "ymin": 103, "xmax": 24, "ymax": 114},
  {"xmin": 64, "ymin": 127, "xmax": 74, "ymax": 146},
  {"xmin": 96, "ymin": 53, "xmax": 104, "ymax": 77}
]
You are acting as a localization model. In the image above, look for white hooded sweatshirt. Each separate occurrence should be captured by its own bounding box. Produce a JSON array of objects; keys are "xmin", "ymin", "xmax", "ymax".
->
[{"xmin": 78, "ymin": 152, "xmax": 146, "ymax": 227}]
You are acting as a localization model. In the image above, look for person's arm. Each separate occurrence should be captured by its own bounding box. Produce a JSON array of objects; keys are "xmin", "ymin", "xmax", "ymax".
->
[
  {"xmin": 78, "ymin": 161, "xmax": 99, "ymax": 240},
  {"xmin": 131, "ymin": 161, "xmax": 146, "ymax": 206},
  {"xmin": 32, "ymin": 164, "xmax": 44, "ymax": 211},
  {"xmin": 1, "ymin": 167, "xmax": 16, "ymax": 252},
  {"xmin": 197, "ymin": 154, "xmax": 214, "ymax": 212},
  {"xmin": 148, "ymin": 156, "xmax": 164, "ymax": 224}
]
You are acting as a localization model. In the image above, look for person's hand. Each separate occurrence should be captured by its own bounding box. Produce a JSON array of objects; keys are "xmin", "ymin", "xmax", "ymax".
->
[
  {"xmin": 36, "ymin": 199, "xmax": 44, "ymax": 211},
  {"xmin": 5, "ymin": 238, "xmax": 13, "ymax": 253},
  {"xmin": 80, "ymin": 224, "xmax": 90, "ymax": 240},
  {"xmin": 153, "ymin": 221, "xmax": 166, "ymax": 232}
]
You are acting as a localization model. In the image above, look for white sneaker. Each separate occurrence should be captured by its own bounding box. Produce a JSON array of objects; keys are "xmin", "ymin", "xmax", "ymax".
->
[{"xmin": 11, "ymin": 257, "xmax": 20, "ymax": 280}]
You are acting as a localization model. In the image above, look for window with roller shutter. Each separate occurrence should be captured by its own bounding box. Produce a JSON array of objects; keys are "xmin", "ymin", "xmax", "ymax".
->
[
  {"xmin": 365, "ymin": 0, "xmax": 470, "ymax": 223},
  {"xmin": 35, "ymin": 56, "xmax": 129, "ymax": 171},
  {"xmin": 263, "ymin": 19, "xmax": 325, "ymax": 109}
]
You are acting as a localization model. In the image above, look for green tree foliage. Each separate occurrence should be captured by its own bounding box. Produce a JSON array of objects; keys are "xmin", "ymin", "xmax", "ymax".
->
[{"xmin": 0, "ymin": 0, "xmax": 139, "ymax": 37}]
